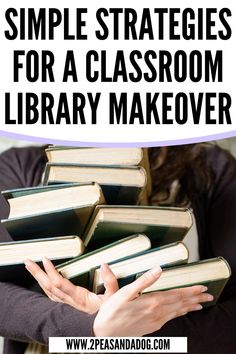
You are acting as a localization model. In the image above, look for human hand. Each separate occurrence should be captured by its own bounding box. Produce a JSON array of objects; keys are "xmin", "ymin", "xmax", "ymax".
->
[
  {"xmin": 24, "ymin": 257, "xmax": 119, "ymax": 314},
  {"xmin": 93, "ymin": 267, "xmax": 213, "ymax": 337}
]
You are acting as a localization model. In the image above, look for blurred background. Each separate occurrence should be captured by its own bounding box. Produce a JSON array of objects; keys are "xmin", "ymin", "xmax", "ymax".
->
[
  {"xmin": 0, "ymin": 137, "xmax": 41, "ymax": 152},
  {"xmin": 0, "ymin": 136, "xmax": 236, "ymax": 155}
]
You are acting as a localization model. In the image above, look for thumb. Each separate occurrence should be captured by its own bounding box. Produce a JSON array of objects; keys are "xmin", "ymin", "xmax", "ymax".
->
[
  {"xmin": 101, "ymin": 263, "xmax": 119, "ymax": 296},
  {"xmin": 114, "ymin": 266, "xmax": 162, "ymax": 305}
]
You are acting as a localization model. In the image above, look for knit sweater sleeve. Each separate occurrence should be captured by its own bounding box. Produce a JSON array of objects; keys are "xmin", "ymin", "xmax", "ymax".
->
[{"xmin": 0, "ymin": 147, "xmax": 96, "ymax": 345}]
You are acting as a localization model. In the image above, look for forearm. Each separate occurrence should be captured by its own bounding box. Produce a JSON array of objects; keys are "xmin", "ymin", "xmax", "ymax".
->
[{"xmin": 0, "ymin": 282, "xmax": 95, "ymax": 344}]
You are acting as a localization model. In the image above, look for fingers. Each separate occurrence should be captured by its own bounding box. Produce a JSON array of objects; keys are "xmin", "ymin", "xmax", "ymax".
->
[
  {"xmin": 42, "ymin": 288, "xmax": 63, "ymax": 303},
  {"xmin": 24, "ymin": 258, "xmax": 75, "ymax": 303},
  {"xmin": 145, "ymin": 285, "xmax": 209, "ymax": 306},
  {"xmin": 167, "ymin": 285, "xmax": 208, "ymax": 299},
  {"xmin": 137, "ymin": 285, "xmax": 214, "ymax": 325},
  {"xmin": 143, "ymin": 285, "xmax": 214, "ymax": 309},
  {"xmin": 101, "ymin": 264, "xmax": 119, "ymax": 297},
  {"xmin": 181, "ymin": 291, "xmax": 214, "ymax": 307},
  {"xmin": 162, "ymin": 291, "xmax": 213, "ymax": 321},
  {"xmin": 41, "ymin": 257, "xmax": 76, "ymax": 295},
  {"xmin": 24, "ymin": 259, "xmax": 63, "ymax": 301},
  {"xmin": 112, "ymin": 267, "xmax": 162, "ymax": 306},
  {"xmin": 162, "ymin": 299, "xmax": 205, "ymax": 325},
  {"xmin": 25, "ymin": 259, "xmax": 49, "ymax": 285},
  {"xmin": 166, "ymin": 286, "xmax": 214, "ymax": 306}
]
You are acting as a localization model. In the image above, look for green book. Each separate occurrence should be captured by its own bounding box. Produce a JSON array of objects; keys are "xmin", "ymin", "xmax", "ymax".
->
[
  {"xmin": 2, "ymin": 183, "xmax": 105, "ymax": 241},
  {"xmin": 45, "ymin": 147, "xmax": 152, "ymax": 201},
  {"xmin": 56, "ymin": 234, "xmax": 151, "ymax": 288},
  {"xmin": 83, "ymin": 205, "xmax": 193, "ymax": 249},
  {"xmin": 1, "ymin": 183, "xmax": 81, "ymax": 199},
  {"xmin": 0, "ymin": 235, "xmax": 83, "ymax": 286},
  {"xmin": 43, "ymin": 163, "xmax": 147, "ymax": 205},
  {"xmin": 142, "ymin": 257, "xmax": 231, "ymax": 307},
  {"xmin": 46, "ymin": 147, "xmax": 145, "ymax": 166},
  {"xmin": 92, "ymin": 242, "xmax": 189, "ymax": 293},
  {"xmin": 94, "ymin": 256, "xmax": 231, "ymax": 308}
]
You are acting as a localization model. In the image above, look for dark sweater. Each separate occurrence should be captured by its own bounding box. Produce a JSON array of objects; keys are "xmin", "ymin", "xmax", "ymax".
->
[{"xmin": 0, "ymin": 146, "xmax": 235, "ymax": 354}]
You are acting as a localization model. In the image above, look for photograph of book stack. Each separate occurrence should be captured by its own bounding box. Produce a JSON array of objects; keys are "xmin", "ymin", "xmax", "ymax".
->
[{"xmin": 0, "ymin": 147, "xmax": 231, "ymax": 306}]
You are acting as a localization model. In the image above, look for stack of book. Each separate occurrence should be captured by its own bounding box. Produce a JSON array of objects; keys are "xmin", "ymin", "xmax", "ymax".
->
[
  {"xmin": 44, "ymin": 147, "xmax": 151, "ymax": 204},
  {"xmin": 0, "ymin": 147, "xmax": 231, "ymax": 307}
]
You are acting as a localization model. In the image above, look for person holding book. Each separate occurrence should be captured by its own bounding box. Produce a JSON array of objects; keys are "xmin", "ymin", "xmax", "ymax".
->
[{"xmin": 0, "ymin": 144, "xmax": 236, "ymax": 354}]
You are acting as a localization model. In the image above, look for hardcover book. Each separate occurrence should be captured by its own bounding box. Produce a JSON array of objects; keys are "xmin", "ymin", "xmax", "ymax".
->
[
  {"xmin": 142, "ymin": 257, "xmax": 231, "ymax": 307},
  {"xmin": 56, "ymin": 234, "xmax": 151, "ymax": 287},
  {"xmin": 0, "ymin": 235, "xmax": 83, "ymax": 285},
  {"xmin": 92, "ymin": 242, "xmax": 189, "ymax": 293},
  {"xmin": 46, "ymin": 147, "xmax": 145, "ymax": 166},
  {"xmin": 1, "ymin": 183, "xmax": 81, "ymax": 199},
  {"xmin": 45, "ymin": 147, "xmax": 152, "ymax": 198},
  {"xmin": 2, "ymin": 183, "xmax": 105, "ymax": 240},
  {"xmin": 83, "ymin": 205, "xmax": 193, "ymax": 249},
  {"xmin": 44, "ymin": 163, "xmax": 147, "ymax": 205}
]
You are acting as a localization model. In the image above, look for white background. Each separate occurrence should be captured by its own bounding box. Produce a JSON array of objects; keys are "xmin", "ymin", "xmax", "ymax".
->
[{"xmin": 0, "ymin": 0, "xmax": 235, "ymax": 144}]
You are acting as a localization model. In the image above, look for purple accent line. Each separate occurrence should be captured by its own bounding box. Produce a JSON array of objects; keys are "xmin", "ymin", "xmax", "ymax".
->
[{"xmin": 0, "ymin": 129, "xmax": 236, "ymax": 147}]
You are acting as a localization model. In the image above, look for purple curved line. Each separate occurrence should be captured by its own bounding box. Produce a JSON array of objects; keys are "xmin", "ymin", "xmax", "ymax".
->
[{"xmin": 0, "ymin": 129, "xmax": 236, "ymax": 147}]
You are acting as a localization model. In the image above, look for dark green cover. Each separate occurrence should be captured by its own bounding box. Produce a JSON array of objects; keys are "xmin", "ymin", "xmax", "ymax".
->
[
  {"xmin": 0, "ymin": 259, "xmax": 72, "ymax": 287},
  {"xmin": 2, "ymin": 182, "xmax": 103, "ymax": 241},
  {"xmin": 142, "ymin": 257, "xmax": 231, "ymax": 308},
  {"xmin": 1, "ymin": 183, "xmax": 83, "ymax": 199},
  {"xmin": 2, "ymin": 205, "xmax": 94, "ymax": 241},
  {"xmin": 95, "ymin": 257, "xmax": 231, "ymax": 308},
  {"xmin": 43, "ymin": 163, "xmax": 145, "ymax": 205},
  {"xmin": 93, "ymin": 241, "xmax": 189, "ymax": 293},
  {"xmin": 0, "ymin": 236, "xmax": 79, "ymax": 286},
  {"xmin": 84, "ymin": 205, "xmax": 192, "ymax": 249},
  {"xmin": 56, "ymin": 234, "xmax": 151, "ymax": 287}
]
